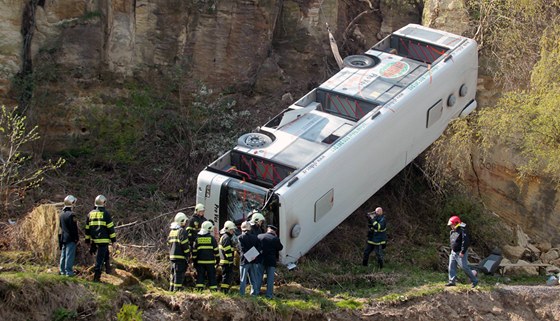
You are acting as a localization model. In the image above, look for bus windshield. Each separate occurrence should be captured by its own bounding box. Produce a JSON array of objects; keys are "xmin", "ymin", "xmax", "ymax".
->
[{"xmin": 225, "ymin": 180, "xmax": 267, "ymax": 224}]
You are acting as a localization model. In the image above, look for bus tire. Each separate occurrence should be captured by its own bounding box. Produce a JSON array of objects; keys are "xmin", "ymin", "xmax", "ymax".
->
[
  {"xmin": 343, "ymin": 55, "xmax": 376, "ymax": 68},
  {"xmin": 238, "ymin": 133, "xmax": 273, "ymax": 148}
]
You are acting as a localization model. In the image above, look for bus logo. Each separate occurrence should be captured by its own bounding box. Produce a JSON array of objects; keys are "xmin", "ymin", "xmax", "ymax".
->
[{"xmin": 380, "ymin": 61, "xmax": 410, "ymax": 79}]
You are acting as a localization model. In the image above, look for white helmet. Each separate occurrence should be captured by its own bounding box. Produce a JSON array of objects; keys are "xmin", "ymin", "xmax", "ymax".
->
[
  {"xmin": 174, "ymin": 212, "xmax": 187, "ymax": 225},
  {"xmin": 195, "ymin": 203, "xmax": 205, "ymax": 212},
  {"xmin": 222, "ymin": 220, "xmax": 237, "ymax": 233},
  {"xmin": 250, "ymin": 212, "xmax": 265, "ymax": 224},
  {"xmin": 240, "ymin": 221, "xmax": 251, "ymax": 232},
  {"xmin": 201, "ymin": 220, "xmax": 214, "ymax": 232},
  {"xmin": 64, "ymin": 195, "xmax": 77, "ymax": 207},
  {"xmin": 94, "ymin": 195, "xmax": 107, "ymax": 207}
]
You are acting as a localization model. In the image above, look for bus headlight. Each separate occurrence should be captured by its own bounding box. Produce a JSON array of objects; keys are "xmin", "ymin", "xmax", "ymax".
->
[{"xmin": 291, "ymin": 224, "xmax": 301, "ymax": 238}]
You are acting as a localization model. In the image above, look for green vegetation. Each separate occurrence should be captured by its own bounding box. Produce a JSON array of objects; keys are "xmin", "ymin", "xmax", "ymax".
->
[
  {"xmin": 0, "ymin": 105, "xmax": 65, "ymax": 215},
  {"xmin": 428, "ymin": 2, "xmax": 560, "ymax": 191},
  {"xmin": 117, "ymin": 304, "xmax": 143, "ymax": 321},
  {"xmin": 52, "ymin": 308, "xmax": 78, "ymax": 321}
]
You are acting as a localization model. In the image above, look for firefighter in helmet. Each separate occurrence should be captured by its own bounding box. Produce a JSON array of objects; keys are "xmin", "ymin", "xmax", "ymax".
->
[
  {"xmin": 446, "ymin": 215, "xmax": 478, "ymax": 288},
  {"xmin": 187, "ymin": 203, "xmax": 207, "ymax": 247},
  {"xmin": 192, "ymin": 220, "xmax": 219, "ymax": 291},
  {"xmin": 218, "ymin": 220, "xmax": 237, "ymax": 293},
  {"xmin": 85, "ymin": 195, "xmax": 116, "ymax": 282},
  {"xmin": 168, "ymin": 212, "xmax": 190, "ymax": 291}
]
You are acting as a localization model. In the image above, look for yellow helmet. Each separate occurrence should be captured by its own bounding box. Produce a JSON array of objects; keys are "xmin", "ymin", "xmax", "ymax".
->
[{"xmin": 195, "ymin": 203, "xmax": 205, "ymax": 212}]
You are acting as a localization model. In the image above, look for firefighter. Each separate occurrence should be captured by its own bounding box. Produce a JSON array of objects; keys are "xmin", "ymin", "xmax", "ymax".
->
[
  {"xmin": 59, "ymin": 195, "xmax": 79, "ymax": 276},
  {"xmin": 192, "ymin": 220, "xmax": 219, "ymax": 291},
  {"xmin": 168, "ymin": 212, "xmax": 190, "ymax": 291},
  {"xmin": 362, "ymin": 207, "xmax": 387, "ymax": 269},
  {"xmin": 187, "ymin": 203, "xmax": 207, "ymax": 247},
  {"xmin": 85, "ymin": 195, "xmax": 116, "ymax": 282},
  {"xmin": 248, "ymin": 211, "xmax": 266, "ymax": 235},
  {"xmin": 219, "ymin": 220, "xmax": 237, "ymax": 293}
]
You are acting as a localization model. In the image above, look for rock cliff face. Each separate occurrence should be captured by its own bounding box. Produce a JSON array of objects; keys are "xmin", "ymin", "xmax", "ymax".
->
[{"xmin": 0, "ymin": 0, "xmax": 555, "ymax": 245}]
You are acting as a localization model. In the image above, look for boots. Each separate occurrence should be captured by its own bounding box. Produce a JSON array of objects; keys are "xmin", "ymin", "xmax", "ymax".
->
[
  {"xmin": 378, "ymin": 260, "xmax": 384, "ymax": 270},
  {"xmin": 93, "ymin": 271, "xmax": 101, "ymax": 282}
]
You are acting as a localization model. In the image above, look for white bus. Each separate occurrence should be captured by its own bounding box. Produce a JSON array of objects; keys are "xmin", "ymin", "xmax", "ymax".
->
[{"xmin": 196, "ymin": 24, "xmax": 478, "ymax": 265}]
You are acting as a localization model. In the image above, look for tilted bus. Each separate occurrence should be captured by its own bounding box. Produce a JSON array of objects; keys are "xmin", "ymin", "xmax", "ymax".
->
[{"xmin": 196, "ymin": 24, "xmax": 478, "ymax": 265}]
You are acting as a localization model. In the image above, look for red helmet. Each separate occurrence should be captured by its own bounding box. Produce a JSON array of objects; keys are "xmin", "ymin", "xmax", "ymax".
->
[{"xmin": 447, "ymin": 215, "xmax": 461, "ymax": 226}]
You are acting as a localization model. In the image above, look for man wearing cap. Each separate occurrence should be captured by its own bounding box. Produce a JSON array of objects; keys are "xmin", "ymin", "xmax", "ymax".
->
[
  {"xmin": 362, "ymin": 207, "xmax": 387, "ymax": 269},
  {"xmin": 187, "ymin": 203, "xmax": 207, "ymax": 247},
  {"xmin": 237, "ymin": 221, "xmax": 262, "ymax": 296},
  {"xmin": 446, "ymin": 215, "xmax": 478, "ymax": 288},
  {"xmin": 258, "ymin": 225, "xmax": 284, "ymax": 299}
]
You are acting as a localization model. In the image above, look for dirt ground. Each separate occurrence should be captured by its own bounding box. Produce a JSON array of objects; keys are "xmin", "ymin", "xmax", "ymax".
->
[
  {"xmin": 361, "ymin": 285, "xmax": 560, "ymax": 321},
  {"xmin": 1, "ymin": 272, "xmax": 560, "ymax": 321}
]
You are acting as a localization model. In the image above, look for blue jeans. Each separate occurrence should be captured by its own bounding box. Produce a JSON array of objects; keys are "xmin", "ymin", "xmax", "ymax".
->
[
  {"xmin": 239, "ymin": 263, "xmax": 261, "ymax": 296},
  {"xmin": 449, "ymin": 250, "xmax": 478, "ymax": 284},
  {"xmin": 263, "ymin": 265, "xmax": 276, "ymax": 299},
  {"xmin": 59, "ymin": 242, "xmax": 77, "ymax": 276}
]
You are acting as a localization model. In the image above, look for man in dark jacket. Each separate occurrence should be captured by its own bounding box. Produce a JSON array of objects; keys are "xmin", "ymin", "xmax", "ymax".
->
[
  {"xmin": 219, "ymin": 220, "xmax": 237, "ymax": 293},
  {"xmin": 237, "ymin": 221, "xmax": 262, "ymax": 296},
  {"xmin": 362, "ymin": 207, "xmax": 387, "ymax": 269},
  {"xmin": 59, "ymin": 195, "xmax": 79, "ymax": 276},
  {"xmin": 187, "ymin": 203, "xmax": 207, "ymax": 247},
  {"xmin": 446, "ymin": 215, "xmax": 478, "ymax": 288},
  {"xmin": 168, "ymin": 212, "xmax": 190, "ymax": 291},
  {"xmin": 258, "ymin": 225, "xmax": 284, "ymax": 299},
  {"xmin": 85, "ymin": 195, "xmax": 116, "ymax": 282}
]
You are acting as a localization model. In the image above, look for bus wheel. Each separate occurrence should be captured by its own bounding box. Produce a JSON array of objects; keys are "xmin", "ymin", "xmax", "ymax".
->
[
  {"xmin": 343, "ymin": 55, "xmax": 377, "ymax": 68},
  {"xmin": 238, "ymin": 133, "xmax": 273, "ymax": 148}
]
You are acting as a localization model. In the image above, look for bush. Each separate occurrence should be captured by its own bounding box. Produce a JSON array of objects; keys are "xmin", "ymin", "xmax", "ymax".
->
[{"xmin": 117, "ymin": 304, "xmax": 143, "ymax": 321}]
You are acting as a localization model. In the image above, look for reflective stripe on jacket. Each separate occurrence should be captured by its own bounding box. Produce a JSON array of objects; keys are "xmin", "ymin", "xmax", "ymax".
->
[
  {"xmin": 367, "ymin": 214, "xmax": 387, "ymax": 245},
  {"xmin": 193, "ymin": 234, "xmax": 219, "ymax": 265},
  {"xmin": 219, "ymin": 232, "xmax": 235, "ymax": 265},
  {"xmin": 168, "ymin": 225, "xmax": 190, "ymax": 261},
  {"xmin": 85, "ymin": 207, "xmax": 116, "ymax": 244}
]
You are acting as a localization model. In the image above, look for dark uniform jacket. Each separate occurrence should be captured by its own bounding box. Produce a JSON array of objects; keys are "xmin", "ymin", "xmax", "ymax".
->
[
  {"xmin": 258, "ymin": 232, "xmax": 283, "ymax": 267},
  {"xmin": 237, "ymin": 231, "xmax": 262, "ymax": 265},
  {"xmin": 192, "ymin": 233, "xmax": 219, "ymax": 265},
  {"xmin": 186, "ymin": 215, "xmax": 206, "ymax": 244},
  {"xmin": 450, "ymin": 223, "xmax": 471, "ymax": 254},
  {"xmin": 60, "ymin": 207, "xmax": 79, "ymax": 244},
  {"xmin": 85, "ymin": 207, "xmax": 116, "ymax": 244},
  {"xmin": 168, "ymin": 223, "xmax": 190, "ymax": 261},
  {"xmin": 367, "ymin": 214, "xmax": 387, "ymax": 245},
  {"xmin": 219, "ymin": 232, "xmax": 235, "ymax": 265}
]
